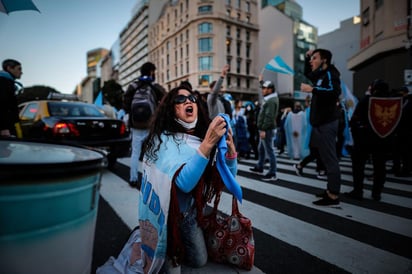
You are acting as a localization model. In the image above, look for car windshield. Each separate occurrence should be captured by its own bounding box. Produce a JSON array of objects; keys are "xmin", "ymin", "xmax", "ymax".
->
[{"xmin": 48, "ymin": 102, "xmax": 105, "ymax": 117}]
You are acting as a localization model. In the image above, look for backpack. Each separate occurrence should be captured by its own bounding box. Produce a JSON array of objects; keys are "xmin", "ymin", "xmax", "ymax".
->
[{"xmin": 130, "ymin": 81, "xmax": 157, "ymax": 129}]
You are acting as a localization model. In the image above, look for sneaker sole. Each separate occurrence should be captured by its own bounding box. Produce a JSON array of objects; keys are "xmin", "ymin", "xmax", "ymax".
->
[{"xmin": 262, "ymin": 177, "xmax": 278, "ymax": 182}]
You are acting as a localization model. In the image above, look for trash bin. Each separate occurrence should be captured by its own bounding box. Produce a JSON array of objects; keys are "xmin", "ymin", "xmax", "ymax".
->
[{"xmin": 0, "ymin": 139, "xmax": 106, "ymax": 274}]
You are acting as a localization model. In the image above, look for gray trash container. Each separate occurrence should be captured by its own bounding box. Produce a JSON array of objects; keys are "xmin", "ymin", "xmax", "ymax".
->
[{"xmin": 0, "ymin": 139, "xmax": 106, "ymax": 274}]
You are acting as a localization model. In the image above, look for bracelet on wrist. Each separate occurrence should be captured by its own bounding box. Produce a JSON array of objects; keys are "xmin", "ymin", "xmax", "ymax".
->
[{"xmin": 225, "ymin": 152, "xmax": 238, "ymax": 159}]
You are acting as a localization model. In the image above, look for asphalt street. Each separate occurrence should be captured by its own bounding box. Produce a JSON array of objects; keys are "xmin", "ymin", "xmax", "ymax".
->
[{"xmin": 91, "ymin": 154, "xmax": 412, "ymax": 274}]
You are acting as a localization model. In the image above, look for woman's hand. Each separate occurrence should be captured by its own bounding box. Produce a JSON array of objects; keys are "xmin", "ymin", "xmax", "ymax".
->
[
  {"xmin": 225, "ymin": 127, "xmax": 237, "ymax": 156},
  {"xmin": 198, "ymin": 116, "xmax": 227, "ymax": 158}
]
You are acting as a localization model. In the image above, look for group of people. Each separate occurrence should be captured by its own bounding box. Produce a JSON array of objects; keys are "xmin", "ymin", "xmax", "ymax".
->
[
  {"xmin": 118, "ymin": 51, "xmax": 346, "ymax": 272},
  {"xmin": 119, "ymin": 61, "xmax": 239, "ymax": 272}
]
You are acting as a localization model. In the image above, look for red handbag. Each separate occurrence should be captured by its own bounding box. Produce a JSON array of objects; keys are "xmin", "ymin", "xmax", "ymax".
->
[{"xmin": 201, "ymin": 193, "xmax": 255, "ymax": 270}]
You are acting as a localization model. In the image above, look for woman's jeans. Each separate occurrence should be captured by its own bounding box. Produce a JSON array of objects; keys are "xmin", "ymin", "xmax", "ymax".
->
[
  {"xmin": 180, "ymin": 210, "xmax": 208, "ymax": 267},
  {"xmin": 162, "ymin": 210, "xmax": 208, "ymax": 273}
]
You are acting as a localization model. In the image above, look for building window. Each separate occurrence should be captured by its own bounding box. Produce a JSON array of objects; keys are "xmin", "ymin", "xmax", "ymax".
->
[
  {"xmin": 246, "ymin": 78, "xmax": 250, "ymax": 88},
  {"xmin": 246, "ymin": 1, "xmax": 250, "ymax": 12},
  {"xmin": 226, "ymin": 25, "xmax": 231, "ymax": 36},
  {"xmin": 227, "ymin": 76, "xmax": 231, "ymax": 87},
  {"xmin": 237, "ymin": 13, "xmax": 241, "ymax": 20},
  {"xmin": 246, "ymin": 43, "xmax": 250, "ymax": 58},
  {"xmin": 362, "ymin": 7, "xmax": 370, "ymax": 26},
  {"xmin": 236, "ymin": 41, "xmax": 241, "ymax": 56},
  {"xmin": 186, "ymin": 29, "xmax": 189, "ymax": 39},
  {"xmin": 236, "ymin": 28, "xmax": 241, "ymax": 39},
  {"xmin": 180, "ymin": 47, "xmax": 183, "ymax": 58},
  {"xmin": 198, "ymin": 22, "xmax": 213, "ymax": 34},
  {"xmin": 186, "ymin": 61, "xmax": 189, "ymax": 73},
  {"xmin": 199, "ymin": 56, "xmax": 213, "ymax": 70},
  {"xmin": 236, "ymin": 59, "xmax": 241, "ymax": 73},
  {"xmin": 246, "ymin": 15, "xmax": 250, "ymax": 23},
  {"xmin": 199, "ymin": 75, "xmax": 211, "ymax": 86},
  {"xmin": 226, "ymin": 0, "xmax": 231, "ymax": 6},
  {"xmin": 375, "ymin": 0, "xmax": 383, "ymax": 9},
  {"xmin": 246, "ymin": 31, "xmax": 250, "ymax": 41},
  {"xmin": 226, "ymin": 39, "xmax": 231, "ymax": 54},
  {"xmin": 186, "ymin": 44, "xmax": 189, "ymax": 56},
  {"xmin": 227, "ymin": 9, "xmax": 231, "ymax": 16},
  {"xmin": 237, "ymin": 77, "xmax": 241, "ymax": 87},
  {"xmin": 198, "ymin": 5, "xmax": 212, "ymax": 13},
  {"xmin": 198, "ymin": 37, "xmax": 213, "ymax": 52},
  {"xmin": 246, "ymin": 61, "xmax": 250, "ymax": 74},
  {"xmin": 236, "ymin": 0, "xmax": 240, "ymax": 9}
]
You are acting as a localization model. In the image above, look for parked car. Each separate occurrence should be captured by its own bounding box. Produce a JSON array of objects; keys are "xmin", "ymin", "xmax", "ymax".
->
[{"xmin": 18, "ymin": 100, "xmax": 131, "ymax": 167}]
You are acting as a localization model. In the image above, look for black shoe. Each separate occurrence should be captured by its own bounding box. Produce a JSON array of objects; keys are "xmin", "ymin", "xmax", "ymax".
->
[
  {"xmin": 250, "ymin": 167, "xmax": 264, "ymax": 173},
  {"xmin": 129, "ymin": 180, "xmax": 138, "ymax": 188},
  {"xmin": 344, "ymin": 190, "xmax": 363, "ymax": 200},
  {"xmin": 261, "ymin": 173, "xmax": 278, "ymax": 181},
  {"xmin": 293, "ymin": 164, "xmax": 303, "ymax": 176},
  {"xmin": 313, "ymin": 196, "xmax": 340, "ymax": 206},
  {"xmin": 372, "ymin": 192, "xmax": 381, "ymax": 201},
  {"xmin": 315, "ymin": 190, "xmax": 327, "ymax": 198}
]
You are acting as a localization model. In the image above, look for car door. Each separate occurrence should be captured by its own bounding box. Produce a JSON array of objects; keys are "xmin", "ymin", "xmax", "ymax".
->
[{"xmin": 19, "ymin": 102, "xmax": 40, "ymax": 138}]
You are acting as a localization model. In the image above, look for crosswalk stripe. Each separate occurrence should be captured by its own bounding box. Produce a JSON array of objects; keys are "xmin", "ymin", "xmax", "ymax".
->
[
  {"xmin": 216, "ymin": 191, "xmax": 412, "ymax": 274},
  {"xmin": 106, "ymin": 154, "xmax": 412, "ymax": 273}
]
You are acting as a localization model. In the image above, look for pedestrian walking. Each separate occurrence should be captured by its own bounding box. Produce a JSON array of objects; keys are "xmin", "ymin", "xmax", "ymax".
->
[
  {"xmin": 123, "ymin": 62, "xmax": 166, "ymax": 187},
  {"xmin": 301, "ymin": 49, "xmax": 342, "ymax": 206},
  {"xmin": 250, "ymin": 75, "xmax": 279, "ymax": 181},
  {"xmin": 345, "ymin": 80, "xmax": 399, "ymax": 201}
]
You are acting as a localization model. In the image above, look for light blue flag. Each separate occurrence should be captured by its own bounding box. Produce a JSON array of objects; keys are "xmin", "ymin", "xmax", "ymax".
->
[
  {"xmin": 94, "ymin": 91, "xmax": 103, "ymax": 107},
  {"xmin": 265, "ymin": 55, "xmax": 295, "ymax": 75}
]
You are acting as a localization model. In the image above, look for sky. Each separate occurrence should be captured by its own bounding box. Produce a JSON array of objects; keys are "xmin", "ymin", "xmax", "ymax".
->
[{"xmin": 0, "ymin": 0, "xmax": 359, "ymax": 94}]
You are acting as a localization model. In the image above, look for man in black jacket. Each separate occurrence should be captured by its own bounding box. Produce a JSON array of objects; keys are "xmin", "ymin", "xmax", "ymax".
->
[
  {"xmin": 301, "ymin": 49, "xmax": 342, "ymax": 206},
  {"xmin": 0, "ymin": 59, "xmax": 22, "ymax": 138}
]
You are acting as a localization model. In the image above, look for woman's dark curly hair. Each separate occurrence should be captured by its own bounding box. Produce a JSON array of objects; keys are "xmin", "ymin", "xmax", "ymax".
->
[{"xmin": 142, "ymin": 85, "xmax": 211, "ymax": 162}]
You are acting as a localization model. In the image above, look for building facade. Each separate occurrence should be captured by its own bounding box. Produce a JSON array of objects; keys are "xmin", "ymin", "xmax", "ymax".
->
[
  {"xmin": 348, "ymin": 0, "xmax": 411, "ymax": 98},
  {"xmin": 261, "ymin": 0, "xmax": 317, "ymax": 92},
  {"xmin": 258, "ymin": 5, "xmax": 294, "ymax": 96},
  {"xmin": 148, "ymin": 0, "xmax": 259, "ymax": 98}
]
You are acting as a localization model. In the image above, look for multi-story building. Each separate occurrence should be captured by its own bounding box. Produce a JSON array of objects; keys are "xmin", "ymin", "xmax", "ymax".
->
[
  {"xmin": 319, "ymin": 16, "xmax": 361, "ymax": 93},
  {"xmin": 118, "ymin": 1, "xmax": 150, "ymax": 90},
  {"xmin": 261, "ymin": 0, "xmax": 317, "ymax": 93},
  {"xmin": 258, "ymin": 5, "xmax": 294, "ymax": 96},
  {"xmin": 78, "ymin": 48, "xmax": 108, "ymax": 103},
  {"xmin": 348, "ymin": 0, "xmax": 411, "ymax": 98},
  {"xmin": 118, "ymin": 0, "xmax": 168, "ymax": 90},
  {"xmin": 148, "ymin": 0, "xmax": 259, "ymax": 99}
]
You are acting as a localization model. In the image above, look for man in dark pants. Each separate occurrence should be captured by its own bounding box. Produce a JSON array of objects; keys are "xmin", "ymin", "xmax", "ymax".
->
[
  {"xmin": 301, "ymin": 49, "xmax": 342, "ymax": 206},
  {"xmin": 345, "ymin": 80, "xmax": 398, "ymax": 201}
]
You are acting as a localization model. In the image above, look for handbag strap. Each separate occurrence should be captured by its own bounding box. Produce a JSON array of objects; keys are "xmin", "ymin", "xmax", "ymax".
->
[
  {"xmin": 212, "ymin": 190, "xmax": 221, "ymax": 214},
  {"xmin": 232, "ymin": 195, "xmax": 240, "ymax": 216}
]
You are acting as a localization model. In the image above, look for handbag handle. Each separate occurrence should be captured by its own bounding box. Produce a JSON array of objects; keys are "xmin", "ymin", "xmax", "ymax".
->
[
  {"xmin": 231, "ymin": 195, "xmax": 241, "ymax": 216},
  {"xmin": 212, "ymin": 193, "xmax": 241, "ymax": 217}
]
